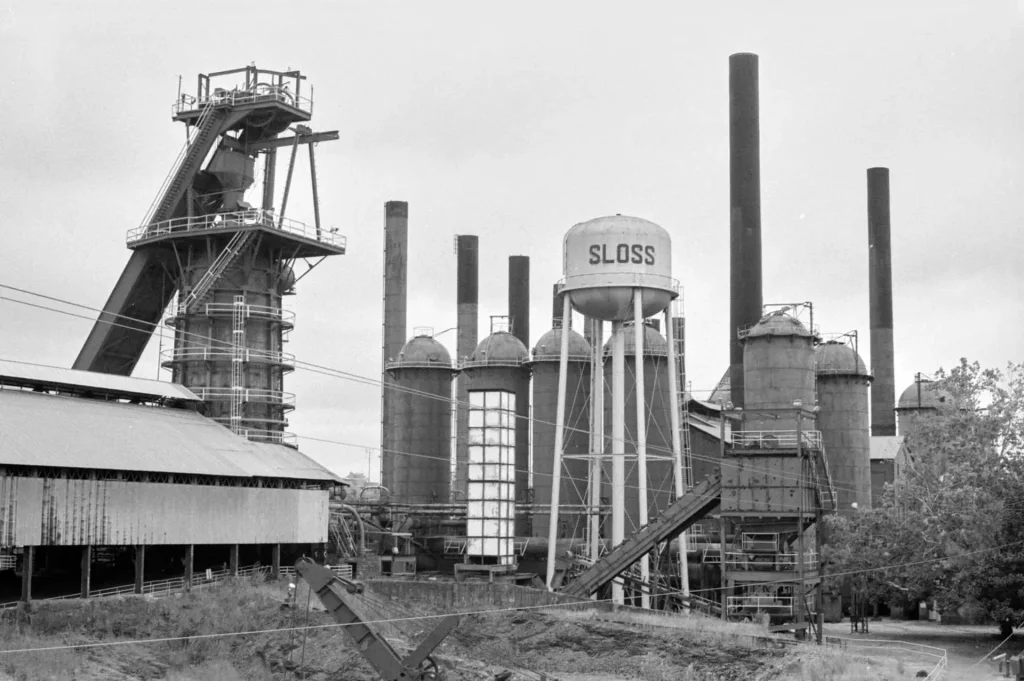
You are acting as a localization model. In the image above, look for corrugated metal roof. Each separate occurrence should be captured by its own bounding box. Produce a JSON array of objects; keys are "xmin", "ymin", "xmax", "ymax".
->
[
  {"xmin": 869, "ymin": 435, "xmax": 905, "ymax": 461},
  {"xmin": 0, "ymin": 389, "xmax": 340, "ymax": 482},
  {"xmin": 0, "ymin": 359, "xmax": 201, "ymax": 403}
]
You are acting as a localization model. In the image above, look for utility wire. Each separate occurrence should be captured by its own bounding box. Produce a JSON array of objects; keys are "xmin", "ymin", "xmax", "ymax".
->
[{"xmin": 0, "ymin": 284, "xmax": 873, "ymax": 504}]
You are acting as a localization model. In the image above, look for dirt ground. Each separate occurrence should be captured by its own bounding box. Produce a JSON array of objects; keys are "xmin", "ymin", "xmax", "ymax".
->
[
  {"xmin": 1, "ymin": 579, "xmax": 989, "ymax": 681},
  {"xmin": 822, "ymin": 619, "xmax": 1022, "ymax": 681}
]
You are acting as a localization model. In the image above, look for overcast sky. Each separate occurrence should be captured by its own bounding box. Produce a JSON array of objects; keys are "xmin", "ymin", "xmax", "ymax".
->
[{"xmin": 1, "ymin": 1, "xmax": 1022, "ymax": 478}]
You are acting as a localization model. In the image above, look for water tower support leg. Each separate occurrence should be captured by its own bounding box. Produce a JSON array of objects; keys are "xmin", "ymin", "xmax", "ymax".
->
[
  {"xmin": 588, "ymin": 318, "xmax": 604, "ymax": 569},
  {"xmin": 545, "ymin": 294, "xmax": 573, "ymax": 590},
  {"xmin": 611, "ymin": 320, "xmax": 625, "ymax": 605},
  {"xmin": 665, "ymin": 306, "xmax": 690, "ymax": 610},
  {"xmin": 633, "ymin": 290, "xmax": 650, "ymax": 609}
]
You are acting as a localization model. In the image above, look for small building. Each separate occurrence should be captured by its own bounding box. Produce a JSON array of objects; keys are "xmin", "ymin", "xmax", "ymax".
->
[
  {"xmin": 869, "ymin": 435, "xmax": 908, "ymax": 508},
  {"xmin": 0, "ymin": 360, "xmax": 342, "ymax": 602}
]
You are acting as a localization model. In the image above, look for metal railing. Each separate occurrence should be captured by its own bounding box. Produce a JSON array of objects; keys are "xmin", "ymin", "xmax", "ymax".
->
[
  {"xmin": 161, "ymin": 346, "xmax": 295, "ymax": 366},
  {"xmin": 443, "ymin": 538, "xmax": 468, "ymax": 555},
  {"xmin": 190, "ymin": 387, "xmax": 296, "ymax": 407},
  {"xmin": 170, "ymin": 302, "xmax": 295, "ymax": 325},
  {"xmin": 278, "ymin": 564, "xmax": 352, "ymax": 581},
  {"xmin": 741, "ymin": 534, "xmax": 779, "ymax": 552},
  {"xmin": 173, "ymin": 84, "xmax": 313, "ymax": 117},
  {"xmin": 127, "ymin": 209, "xmax": 346, "ymax": 250},
  {"xmin": 732, "ymin": 430, "xmax": 823, "ymax": 450},
  {"xmin": 239, "ymin": 428, "xmax": 298, "ymax": 447},
  {"xmin": 724, "ymin": 551, "xmax": 818, "ymax": 571},
  {"xmin": 0, "ymin": 555, "xmax": 15, "ymax": 571},
  {"xmin": 727, "ymin": 595, "xmax": 793, "ymax": 615}
]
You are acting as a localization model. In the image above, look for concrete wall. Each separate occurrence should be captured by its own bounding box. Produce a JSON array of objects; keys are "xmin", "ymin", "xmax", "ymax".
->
[
  {"xmin": 817, "ymin": 375, "xmax": 872, "ymax": 514},
  {"xmin": 385, "ymin": 367, "xmax": 452, "ymax": 503},
  {"xmin": 0, "ymin": 476, "xmax": 328, "ymax": 546}
]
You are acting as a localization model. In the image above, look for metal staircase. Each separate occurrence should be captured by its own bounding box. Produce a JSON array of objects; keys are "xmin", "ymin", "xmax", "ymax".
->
[
  {"xmin": 181, "ymin": 230, "xmax": 255, "ymax": 314},
  {"xmin": 144, "ymin": 104, "xmax": 226, "ymax": 227},
  {"xmin": 563, "ymin": 474, "xmax": 722, "ymax": 598}
]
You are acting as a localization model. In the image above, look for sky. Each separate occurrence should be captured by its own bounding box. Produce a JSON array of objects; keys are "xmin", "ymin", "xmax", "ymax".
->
[{"xmin": 1, "ymin": 1, "xmax": 1022, "ymax": 479}]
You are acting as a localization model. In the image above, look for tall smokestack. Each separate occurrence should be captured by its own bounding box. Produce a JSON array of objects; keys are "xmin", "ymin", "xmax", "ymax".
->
[
  {"xmin": 729, "ymin": 52, "xmax": 764, "ymax": 409},
  {"xmin": 508, "ymin": 256, "xmax": 530, "ymax": 347},
  {"xmin": 508, "ymin": 255, "xmax": 531, "ymax": 534},
  {"xmin": 868, "ymin": 168, "xmax": 896, "ymax": 436},
  {"xmin": 381, "ymin": 201, "xmax": 408, "ymax": 486},
  {"xmin": 455, "ymin": 235, "xmax": 479, "ymax": 496},
  {"xmin": 551, "ymin": 284, "xmax": 563, "ymax": 327}
]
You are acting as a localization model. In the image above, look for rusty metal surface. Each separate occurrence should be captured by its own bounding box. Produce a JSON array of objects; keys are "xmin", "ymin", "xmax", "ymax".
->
[
  {"xmin": 0, "ymin": 390, "xmax": 338, "ymax": 482},
  {"xmin": 0, "ymin": 476, "xmax": 328, "ymax": 546},
  {"xmin": 0, "ymin": 359, "xmax": 201, "ymax": 402}
]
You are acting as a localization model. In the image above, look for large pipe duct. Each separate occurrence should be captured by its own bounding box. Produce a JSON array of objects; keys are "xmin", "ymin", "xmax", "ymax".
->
[
  {"xmin": 455, "ymin": 235, "xmax": 479, "ymax": 496},
  {"xmin": 381, "ymin": 200, "xmax": 408, "ymax": 482},
  {"xmin": 868, "ymin": 168, "xmax": 896, "ymax": 436},
  {"xmin": 729, "ymin": 52, "xmax": 764, "ymax": 409},
  {"xmin": 508, "ymin": 255, "xmax": 531, "ymax": 534}
]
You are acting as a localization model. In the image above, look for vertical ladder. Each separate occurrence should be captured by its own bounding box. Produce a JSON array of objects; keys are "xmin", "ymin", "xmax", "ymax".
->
[
  {"xmin": 230, "ymin": 295, "xmax": 247, "ymax": 436},
  {"xmin": 671, "ymin": 297, "xmax": 694, "ymax": 493},
  {"xmin": 181, "ymin": 230, "xmax": 255, "ymax": 314}
]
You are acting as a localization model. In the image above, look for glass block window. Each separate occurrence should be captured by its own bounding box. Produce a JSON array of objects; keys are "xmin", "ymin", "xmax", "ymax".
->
[{"xmin": 466, "ymin": 389, "xmax": 516, "ymax": 566}]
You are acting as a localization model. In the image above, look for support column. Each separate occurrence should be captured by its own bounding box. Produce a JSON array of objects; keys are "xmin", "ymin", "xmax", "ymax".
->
[
  {"xmin": 134, "ymin": 545, "xmax": 145, "ymax": 595},
  {"xmin": 611, "ymin": 320, "xmax": 625, "ymax": 605},
  {"xmin": 588, "ymin": 317, "xmax": 604, "ymax": 565},
  {"xmin": 719, "ymin": 522, "xmax": 728, "ymax": 621},
  {"xmin": 229, "ymin": 544, "xmax": 239, "ymax": 577},
  {"xmin": 545, "ymin": 293, "xmax": 573, "ymax": 590},
  {"xmin": 633, "ymin": 291, "xmax": 650, "ymax": 609},
  {"xmin": 20, "ymin": 546, "xmax": 33, "ymax": 603},
  {"xmin": 80, "ymin": 545, "xmax": 92, "ymax": 598},
  {"xmin": 184, "ymin": 545, "xmax": 194, "ymax": 592},
  {"xmin": 665, "ymin": 307, "xmax": 690, "ymax": 610},
  {"xmin": 272, "ymin": 544, "xmax": 281, "ymax": 580}
]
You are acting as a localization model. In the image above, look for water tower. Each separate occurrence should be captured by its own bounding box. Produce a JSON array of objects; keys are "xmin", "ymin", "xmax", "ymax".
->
[{"xmin": 545, "ymin": 215, "xmax": 686, "ymax": 606}]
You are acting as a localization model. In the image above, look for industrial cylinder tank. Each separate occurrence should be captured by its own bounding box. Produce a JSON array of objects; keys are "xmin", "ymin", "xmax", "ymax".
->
[
  {"xmin": 530, "ymin": 326, "xmax": 591, "ymax": 538},
  {"xmin": 815, "ymin": 341, "xmax": 873, "ymax": 514},
  {"xmin": 602, "ymin": 321, "xmax": 674, "ymax": 532},
  {"xmin": 896, "ymin": 377, "xmax": 951, "ymax": 435},
  {"xmin": 383, "ymin": 333, "xmax": 454, "ymax": 503},
  {"xmin": 462, "ymin": 330, "xmax": 531, "ymax": 530},
  {"xmin": 165, "ymin": 249, "xmax": 295, "ymax": 443},
  {"xmin": 561, "ymin": 215, "xmax": 676, "ymax": 322},
  {"xmin": 741, "ymin": 311, "xmax": 817, "ymax": 432}
]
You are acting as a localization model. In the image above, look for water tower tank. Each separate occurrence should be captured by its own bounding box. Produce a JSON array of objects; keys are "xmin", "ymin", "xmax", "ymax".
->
[
  {"xmin": 530, "ymin": 327, "xmax": 591, "ymax": 538},
  {"xmin": 741, "ymin": 311, "xmax": 816, "ymax": 432},
  {"xmin": 815, "ymin": 341, "xmax": 872, "ymax": 514},
  {"xmin": 384, "ymin": 334, "xmax": 454, "ymax": 503},
  {"xmin": 562, "ymin": 215, "xmax": 676, "ymax": 322},
  {"xmin": 602, "ymin": 322, "xmax": 674, "ymax": 532}
]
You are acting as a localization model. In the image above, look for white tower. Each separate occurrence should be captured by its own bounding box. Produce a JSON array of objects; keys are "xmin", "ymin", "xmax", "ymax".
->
[{"xmin": 546, "ymin": 215, "xmax": 687, "ymax": 607}]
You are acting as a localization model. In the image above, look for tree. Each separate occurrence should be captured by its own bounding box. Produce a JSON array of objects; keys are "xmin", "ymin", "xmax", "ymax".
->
[{"xmin": 822, "ymin": 359, "xmax": 1024, "ymax": 632}]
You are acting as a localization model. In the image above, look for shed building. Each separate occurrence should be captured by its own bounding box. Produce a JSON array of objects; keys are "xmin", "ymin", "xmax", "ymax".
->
[{"xmin": 0, "ymin": 361, "xmax": 341, "ymax": 603}]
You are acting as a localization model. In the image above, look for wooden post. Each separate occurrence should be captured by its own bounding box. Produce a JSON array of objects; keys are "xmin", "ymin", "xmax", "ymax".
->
[
  {"xmin": 272, "ymin": 544, "xmax": 281, "ymax": 580},
  {"xmin": 184, "ymin": 545, "xmax": 194, "ymax": 592},
  {"xmin": 80, "ymin": 545, "xmax": 92, "ymax": 598},
  {"xmin": 229, "ymin": 544, "xmax": 239, "ymax": 576},
  {"xmin": 134, "ymin": 546, "xmax": 145, "ymax": 595},
  {"xmin": 20, "ymin": 546, "xmax": 33, "ymax": 603}
]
